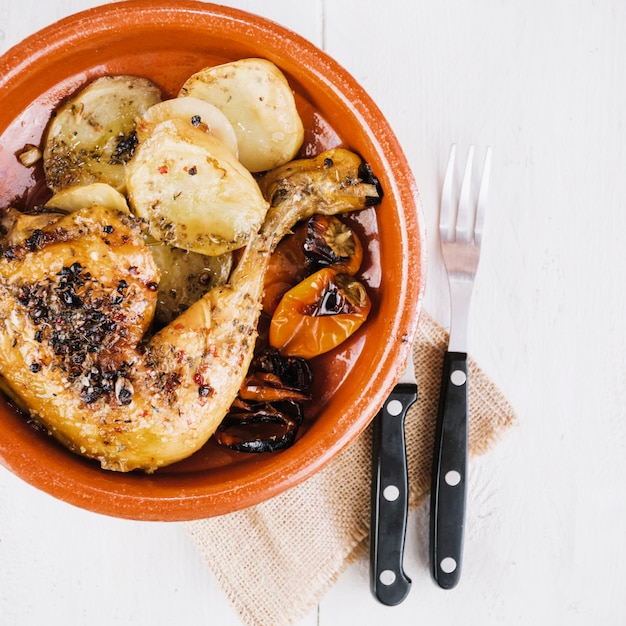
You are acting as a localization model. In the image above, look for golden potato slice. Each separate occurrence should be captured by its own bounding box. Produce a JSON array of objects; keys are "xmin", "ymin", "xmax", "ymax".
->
[
  {"xmin": 43, "ymin": 75, "xmax": 162, "ymax": 193},
  {"xmin": 179, "ymin": 58, "xmax": 304, "ymax": 172},
  {"xmin": 137, "ymin": 97, "xmax": 238, "ymax": 157},
  {"xmin": 148, "ymin": 243, "xmax": 233, "ymax": 326},
  {"xmin": 45, "ymin": 183, "xmax": 129, "ymax": 213},
  {"xmin": 125, "ymin": 119, "xmax": 269, "ymax": 256}
]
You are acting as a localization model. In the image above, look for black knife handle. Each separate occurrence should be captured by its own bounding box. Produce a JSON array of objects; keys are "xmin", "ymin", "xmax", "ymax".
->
[
  {"xmin": 370, "ymin": 383, "xmax": 417, "ymax": 605},
  {"xmin": 430, "ymin": 351, "xmax": 468, "ymax": 589}
]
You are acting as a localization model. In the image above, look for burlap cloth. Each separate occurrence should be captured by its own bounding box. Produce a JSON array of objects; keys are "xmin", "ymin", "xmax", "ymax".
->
[{"xmin": 183, "ymin": 311, "xmax": 518, "ymax": 625}]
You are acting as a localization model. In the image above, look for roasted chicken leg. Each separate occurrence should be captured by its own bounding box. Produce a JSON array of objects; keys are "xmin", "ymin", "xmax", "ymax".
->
[{"xmin": 0, "ymin": 148, "xmax": 380, "ymax": 471}]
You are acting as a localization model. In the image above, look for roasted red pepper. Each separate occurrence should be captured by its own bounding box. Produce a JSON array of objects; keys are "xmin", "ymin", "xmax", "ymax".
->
[{"xmin": 269, "ymin": 267, "xmax": 371, "ymax": 359}]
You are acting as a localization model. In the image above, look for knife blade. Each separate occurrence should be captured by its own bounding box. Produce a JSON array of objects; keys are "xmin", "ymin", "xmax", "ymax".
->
[{"xmin": 370, "ymin": 351, "xmax": 417, "ymax": 605}]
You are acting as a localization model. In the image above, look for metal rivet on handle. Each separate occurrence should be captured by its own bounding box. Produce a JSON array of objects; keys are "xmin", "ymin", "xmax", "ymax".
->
[
  {"xmin": 450, "ymin": 369, "xmax": 466, "ymax": 386},
  {"xmin": 445, "ymin": 470, "xmax": 462, "ymax": 486},
  {"xmin": 386, "ymin": 399, "xmax": 403, "ymax": 416},
  {"xmin": 383, "ymin": 485, "xmax": 400, "ymax": 501},
  {"xmin": 440, "ymin": 557, "xmax": 457, "ymax": 574},
  {"xmin": 379, "ymin": 569, "xmax": 396, "ymax": 586}
]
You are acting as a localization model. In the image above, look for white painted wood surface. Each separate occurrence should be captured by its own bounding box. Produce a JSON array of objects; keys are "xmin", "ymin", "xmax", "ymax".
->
[{"xmin": 1, "ymin": 1, "xmax": 625, "ymax": 624}]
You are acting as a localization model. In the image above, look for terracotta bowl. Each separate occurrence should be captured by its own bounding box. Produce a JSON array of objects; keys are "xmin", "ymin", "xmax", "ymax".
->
[{"xmin": 0, "ymin": 0, "xmax": 425, "ymax": 520}]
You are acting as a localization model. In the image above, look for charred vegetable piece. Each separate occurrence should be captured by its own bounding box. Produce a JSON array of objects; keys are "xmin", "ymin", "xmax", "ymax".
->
[
  {"xmin": 239, "ymin": 347, "xmax": 312, "ymax": 402},
  {"xmin": 239, "ymin": 371, "xmax": 309, "ymax": 403},
  {"xmin": 303, "ymin": 214, "xmax": 363, "ymax": 274},
  {"xmin": 251, "ymin": 347, "xmax": 313, "ymax": 391},
  {"xmin": 216, "ymin": 348, "xmax": 311, "ymax": 452},
  {"xmin": 215, "ymin": 399, "xmax": 303, "ymax": 453},
  {"xmin": 269, "ymin": 268, "xmax": 371, "ymax": 359},
  {"xmin": 262, "ymin": 214, "xmax": 363, "ymax": 314}
]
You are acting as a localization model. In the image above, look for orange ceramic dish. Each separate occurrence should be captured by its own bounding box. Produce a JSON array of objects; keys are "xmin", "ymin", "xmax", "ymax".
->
[{"xmin": 0, "ymin": 0, "xmax": 426, "ymax": 520}]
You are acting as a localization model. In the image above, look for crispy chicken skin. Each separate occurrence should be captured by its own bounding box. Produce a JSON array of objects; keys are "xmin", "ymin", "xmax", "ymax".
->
[{"xmin": 0, "ymin": 148, "xmax": 380, "ymax": 472}]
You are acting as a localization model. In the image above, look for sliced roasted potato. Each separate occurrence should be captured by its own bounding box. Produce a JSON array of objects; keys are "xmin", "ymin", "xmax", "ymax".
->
[
  {"xmin": 137, "ymin": 97, "xmax": 238, "ymax": 157},
  {"xmin": 179, "ymin": 58, "xmax": 304, "ymax": 172},
  {"xmin": 45, "ymin": 183, "xmax": 129, "ymax": 214},
  {"xmin": 148, "ymin": 243, "xmax": 233, "ymax": 326},
  {"xmin": 125, "ymin": 119, "xmax": 269, "ymax": 256},
  {"xmin": 43, "ymin": 75, "xmax": 162, "ymax": 193}
]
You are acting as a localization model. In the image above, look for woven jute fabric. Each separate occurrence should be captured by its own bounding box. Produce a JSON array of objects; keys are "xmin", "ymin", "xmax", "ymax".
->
[{"xmin": 183, "ymin": 311, "xmax": 518, "ymax": 626}]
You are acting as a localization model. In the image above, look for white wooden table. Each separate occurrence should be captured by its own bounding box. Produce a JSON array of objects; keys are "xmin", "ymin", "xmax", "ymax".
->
[{"xmin": 1, "ymin": 1, "xmax": 625, "ymax": 624}]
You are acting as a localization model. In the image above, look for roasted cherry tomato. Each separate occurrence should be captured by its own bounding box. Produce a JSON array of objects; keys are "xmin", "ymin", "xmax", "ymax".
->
[
  {"xmin": 269, "ymin": 267, "xmax": 371, "ymax": 359},
  {"xmin": 262, "ymin": 214, "xmax": 363, "ymax": 314},
  {"xmin": 302, "ymin": 214, "xmax": 363, "ymax": 275}
]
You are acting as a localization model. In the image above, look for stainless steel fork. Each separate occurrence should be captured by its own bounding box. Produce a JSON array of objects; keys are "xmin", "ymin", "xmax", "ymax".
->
[{"xmin": 430, "ymin": 144, "xmax": 492, "ymax": 589}]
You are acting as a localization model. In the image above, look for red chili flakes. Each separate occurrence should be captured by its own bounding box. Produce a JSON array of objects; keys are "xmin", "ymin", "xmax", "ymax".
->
[{"xmin": 158, "ymin": 165, "xmax": 168, "ymax": 174}]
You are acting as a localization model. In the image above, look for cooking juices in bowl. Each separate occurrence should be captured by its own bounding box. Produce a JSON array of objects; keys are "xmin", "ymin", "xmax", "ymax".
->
[{"xmin": 0, "ymin": 1, "xmax": 423, "ymax": 519}]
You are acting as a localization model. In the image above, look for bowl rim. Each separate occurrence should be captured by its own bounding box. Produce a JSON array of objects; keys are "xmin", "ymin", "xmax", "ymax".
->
[{"xmin": 0, "ymin": 0, "xmax": 427, "ymax": 520}]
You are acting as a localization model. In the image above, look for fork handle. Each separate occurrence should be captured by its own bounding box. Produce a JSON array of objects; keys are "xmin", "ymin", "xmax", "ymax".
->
[
  {"xmin": 370, "ymin": 383, "xmax": 416, "ymax": 605},
  {"xmin": 430, "ymin": 351, "xmax": 468, "ymax": 589}
]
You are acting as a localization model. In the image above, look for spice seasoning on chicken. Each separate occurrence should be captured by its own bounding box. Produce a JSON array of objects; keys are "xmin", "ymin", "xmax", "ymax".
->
[{"xmin": 12, "ymin": 260, "xmax": 139, "ymax": 405}]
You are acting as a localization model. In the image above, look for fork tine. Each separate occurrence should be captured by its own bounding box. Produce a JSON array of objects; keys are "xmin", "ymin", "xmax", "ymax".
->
[
  {"xmin": 474, "ymin": 146, "xmax": 492, "ymax": 245},
  {"xmin": 439, "ymin": 144, "xmax": 457, "ymax": 241},
  {"xmin": 454, "ymin": 145, "xmax": 475, "ymax": 243}
]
